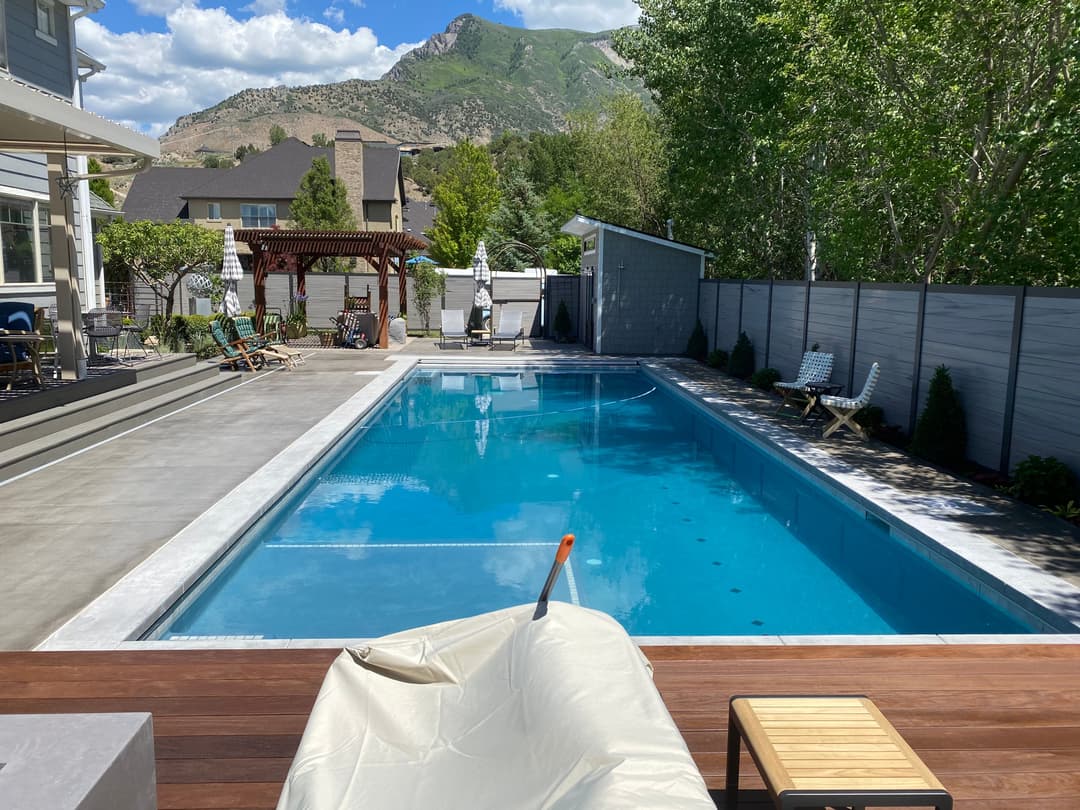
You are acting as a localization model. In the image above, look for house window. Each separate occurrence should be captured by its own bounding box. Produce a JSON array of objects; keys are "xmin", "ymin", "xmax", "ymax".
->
[
  {"xmin": 240, "ymin": 204, "xmax": 276, "ymax": 228},
  {"xmin": 207, "ymin": 202, "xmax": 221, "ymax": 221},
  {"xmin": 36, "ymin": 0, "xmax": 56, "ymax": 43},
  {"xmin": 0, "ymin": 199, "xmax": 50, "ymax": 285}
]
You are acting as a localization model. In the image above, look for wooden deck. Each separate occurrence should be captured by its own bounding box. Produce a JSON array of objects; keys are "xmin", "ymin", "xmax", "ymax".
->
[{"xmin": 1, "ymin": 643, "xmax": 1078, "ymax": 809}]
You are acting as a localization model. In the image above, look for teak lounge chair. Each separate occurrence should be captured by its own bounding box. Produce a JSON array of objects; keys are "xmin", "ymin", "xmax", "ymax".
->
[
  {"xmin": 439, "ymin": 309, "xmax": 467, "ymax": 348},
  {"xmin": 210, "ymin": 320, "xmax": 273, "ymax": 372},
  {"xmin": 233, "ymin": 316, "xmax": 304, "ymax": 366},
  {"xmin": 490, "ymin": 309, "xmax": 525, "ymax": 350},
  {"xmin": 774, "ymin": 350, "xmax": 834, "ymax": 414},
  {"xmin": 819, "ymin": 361, "xmax": 881, "ymax": 439}
]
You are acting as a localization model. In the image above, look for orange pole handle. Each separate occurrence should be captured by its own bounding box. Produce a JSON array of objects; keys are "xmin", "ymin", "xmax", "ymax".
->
[{"xmin": 555, "ymin": 534, "xmax": 575, "ymax": 564}]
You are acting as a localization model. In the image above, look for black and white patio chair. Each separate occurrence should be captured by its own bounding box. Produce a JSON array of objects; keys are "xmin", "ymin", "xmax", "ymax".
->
[
  {"xmin": 819, "ymin": 362, "xmax": 881, "ymax": 440},
  {"xmin": 774, "ymin": 351, "xmax": 834, "ymax": 415}
]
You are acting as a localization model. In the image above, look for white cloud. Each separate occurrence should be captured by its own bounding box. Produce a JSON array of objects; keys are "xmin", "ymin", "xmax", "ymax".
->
[
  {"xmin": 492, "ymin": 0, "xmax": 639, "ymax": 31},
  {"xmin": 323, "ymin": 5, "xmax": 345, "ymax": 24},
  {"xmin": 242, "ymin": 0, "xmax": 290, "ymax": 13},
  {"xmin": 75, "ymin": 7, "xmax": 423, "ymax": 136},
  {"xmin": 128, "ymin": 0, "xmax": 188, "ymax": 15}
]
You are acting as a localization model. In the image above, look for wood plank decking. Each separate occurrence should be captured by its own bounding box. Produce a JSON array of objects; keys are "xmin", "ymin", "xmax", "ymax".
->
[{"xmin": 1, "ymin": 643, "xmax": 1078, "ymax": 809}]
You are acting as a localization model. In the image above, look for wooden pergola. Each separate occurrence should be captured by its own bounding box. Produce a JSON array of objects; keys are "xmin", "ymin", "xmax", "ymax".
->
[{"xmin": 235, "ymin": 229, "xmax": 429, "ymax": 348}]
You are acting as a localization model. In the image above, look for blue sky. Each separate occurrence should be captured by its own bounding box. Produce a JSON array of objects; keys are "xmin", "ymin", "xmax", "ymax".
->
[{"xmin": 77, "ymin": 1, "xmax": 640, "ymax": 137}]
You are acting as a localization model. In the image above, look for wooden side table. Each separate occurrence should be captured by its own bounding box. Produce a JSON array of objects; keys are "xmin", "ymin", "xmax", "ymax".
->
[{"xmin": 726, "ymin": 695, "xmax": 952, "ymax": 810}]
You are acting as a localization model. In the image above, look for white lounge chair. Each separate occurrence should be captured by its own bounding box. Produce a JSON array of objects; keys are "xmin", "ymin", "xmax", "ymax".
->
[
  {"xmin": 439, "ymin": 309, "xmax": 467, "ymax": 349},
  {"xmin": 490, "ymin": 309, "xmax": 524, "ymax": 350},
  {"xmin": 774, "ymin": 350, "xmax": 834, "ymax": 414},
  {"xmin": 820, "ymin": 362, "xmax": 881, "ymax": 439}
]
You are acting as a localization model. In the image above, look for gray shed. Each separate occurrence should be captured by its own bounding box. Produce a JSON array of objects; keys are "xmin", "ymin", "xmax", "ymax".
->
[{"xmin": 561, "ymin": 215, "xmax": 707, "ymax": 354}]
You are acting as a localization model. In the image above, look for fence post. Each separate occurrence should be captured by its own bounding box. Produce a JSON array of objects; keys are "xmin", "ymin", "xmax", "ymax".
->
[
  {"xmin": 764, "ymin": 278, "xmax": 774, "ymax": 368},
  {"xmin": 737, "ymin": 280, "xmax": 744, "ymax": 336},
  {"xmin": 802, "ymin": 279, "xmax": 811, "ymax": 353},
  {"xmin": 908, "ymin": 282, "xmax": 929, "ymax": 437},
  {"xmin": 999, "ymin": 286, "xmax": 1027, "ymax": 474},
  {"xmin": 713, "ymin": 281, "xmax": 721, "ymax": 351},
  {"xmin": 847, "ymin": 281, "xmax": 861, "ymax": 396}
]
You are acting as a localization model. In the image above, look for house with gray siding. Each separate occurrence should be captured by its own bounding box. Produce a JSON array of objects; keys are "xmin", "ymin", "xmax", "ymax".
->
[
  {"xmin": 0, "ymin": 0, "xmax": 159, "ymax": 378},
  {"xmin": 561, "ymin": 215, "xmax": 707, "ymax": 354}
]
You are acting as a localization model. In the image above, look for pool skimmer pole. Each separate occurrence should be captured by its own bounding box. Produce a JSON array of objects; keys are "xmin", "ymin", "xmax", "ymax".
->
[{"xmin": 533, "ymin": 534, "xmax": 575, "ymax": 620}]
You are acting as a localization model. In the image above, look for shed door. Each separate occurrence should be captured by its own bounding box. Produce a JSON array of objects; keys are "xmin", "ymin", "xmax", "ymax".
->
[{"xmin": 580, "ymin": 266, "xmax": 595, "ymax": 352}]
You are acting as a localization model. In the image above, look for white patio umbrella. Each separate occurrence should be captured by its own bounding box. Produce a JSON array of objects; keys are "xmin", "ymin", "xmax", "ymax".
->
[
  {"xmin": 472, "ymin": 240, "xmax": 492, "ymax": 311},
  {"xmin": 220, "ymin": 223, "xmax": 243, "ymax": 317},
  {"xmin": 474, "ymin": 392, "xmax": 492, "ymax": 457}
]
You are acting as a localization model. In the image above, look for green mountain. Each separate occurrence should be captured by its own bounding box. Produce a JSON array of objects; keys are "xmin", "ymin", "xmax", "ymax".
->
[{"xmin": 160, "ymin": 15, "xmax": 644, "ymax": 157}]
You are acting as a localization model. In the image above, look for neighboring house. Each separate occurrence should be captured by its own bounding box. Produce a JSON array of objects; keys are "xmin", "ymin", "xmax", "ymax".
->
[
  {"xmin": 123, "ymin": 134, "xmax": 408, "ymax": 260},
  {"xmin": 0, "ymin": 0, "xmax": 159, "ymax": 379},
  {"xmin": 402, "ymin": 199, "xmax": 435, "ymax": 246}
]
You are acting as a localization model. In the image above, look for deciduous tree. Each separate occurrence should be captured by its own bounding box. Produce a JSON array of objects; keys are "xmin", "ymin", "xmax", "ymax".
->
[
  {"xmin": 97, "ymin": 221, "xmax": 223, "ymax": 317},
  {"xmin": 429, "ymin": 142, "xmax": 500, "ymax": 267}
]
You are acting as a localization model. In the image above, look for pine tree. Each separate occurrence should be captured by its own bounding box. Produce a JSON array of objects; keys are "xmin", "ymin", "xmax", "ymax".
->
[{"xmin": 486, "ymin": 167, "xmax": 550, "ymax": 269}]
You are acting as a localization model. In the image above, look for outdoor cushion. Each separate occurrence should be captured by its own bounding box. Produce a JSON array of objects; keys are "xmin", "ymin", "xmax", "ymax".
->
[{"xmin": 277, "ymin": 603, "xmax": 714, "ymax": 810}]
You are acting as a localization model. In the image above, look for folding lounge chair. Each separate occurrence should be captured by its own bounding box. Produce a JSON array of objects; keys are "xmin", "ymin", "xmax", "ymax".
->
[
  {"xmin": 490, "ymin": 309, "xmax": 525, "ymax": 350},
  {"xmin": 210, "ymin": 320, "xmax": 273, "ymax": 372},
  {"xmin": 233, "ymin": 316, "xmax": 304, "ymax": 366},
  {"xmin": 774, "ymin": 350, "xmax": 834, "ymax": 414},
  {"xmin": 439, "ymin": 309, "xmax": 467, "ymax": 348},
  {"xmin": 819, "ymin": 361, "xmax": 881, "ymax": 439}
]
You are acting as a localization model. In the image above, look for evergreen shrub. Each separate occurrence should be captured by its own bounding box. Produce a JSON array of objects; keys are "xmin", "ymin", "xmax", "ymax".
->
[
  {"xmin": 686, "ymin": 320, "xmax": 708, "ymax": 361},
  {"xmin": 554, "ymin": 300, "xmax": 572, "ymax": 341},
  {"xmin": 910, "ymin": 365, "xmax": 967, "ymax": 468},
  {"xmin": 1010, "ymin": 456, "xmax": 1079, "ymax": 507},
  {"xmin": 728, "ymin": 331, "xmax": 755, "ymax": 379},
  {"xmin": 707, "ymin": 349, "xmax": 728, "ymax": 370},
  {"xmin": 750, "ymin": 367, "xmax": 781, "ymax": 391}
]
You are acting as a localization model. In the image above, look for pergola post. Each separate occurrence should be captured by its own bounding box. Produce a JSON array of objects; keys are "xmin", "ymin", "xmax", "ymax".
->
[
  {"xmin": 252, "ymin": 244, "xmax": 269, "ymax": 332},
  {"xmin": 375, "ymin": 244, "xmax": 391, "ymax": 349},
  {"xmin": 397, "ymin": 251, "xmax": 408, "ymax": 321}
]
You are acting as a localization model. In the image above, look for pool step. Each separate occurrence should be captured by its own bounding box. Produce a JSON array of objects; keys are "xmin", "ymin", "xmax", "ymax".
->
[{"xmin": 0, "ymin": 360, "xmax": 253, "ymax": 481}]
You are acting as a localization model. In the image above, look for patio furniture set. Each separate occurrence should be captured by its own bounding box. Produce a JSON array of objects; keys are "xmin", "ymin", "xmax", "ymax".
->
[
  {"xmin": 774, "ymin": 349, "xmax": 881, "ymax": 440},
  {"xmin": 439, "ymin": 308, "xmax": 526, "ymax": 349}
]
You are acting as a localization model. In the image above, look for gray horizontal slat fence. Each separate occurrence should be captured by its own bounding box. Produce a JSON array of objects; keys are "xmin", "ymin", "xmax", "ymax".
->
[
  {"xmin": 739, "ymin": 283, "xmax": 771, "ymax": 370},
  {"xmin": 855, "ymin": 285, "xmax": 919, "ymax": 430},
  {"xmin": 1011, "ymin": 291, "xmax": 1080, "ymax": 475},
  {"xmin": 919, "ymin": 289, "xmax": 1015, "ymax": 470},
  {"xmin": 807, "ymin": 285, "xmax": 856, "ymax": 394},
  {"xmin": 494, "ymin": 276, "xmax": 542, "ymax": 337},
  {"xmin": 767, "ymin": 282, "xmax": 806, "ymax": 378},
  {"xmin": 695, "ymin": 278, "xmax": 1080, "ymax": 480},
  {"xmin": 698, "ymin": 281, "xmax": 718, "ymax": 351}
]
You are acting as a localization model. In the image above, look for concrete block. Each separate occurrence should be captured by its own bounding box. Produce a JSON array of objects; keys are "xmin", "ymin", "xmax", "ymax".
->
[{"xmin": 0, "ymin": 713, "xmax": 156, "ymax": 810}]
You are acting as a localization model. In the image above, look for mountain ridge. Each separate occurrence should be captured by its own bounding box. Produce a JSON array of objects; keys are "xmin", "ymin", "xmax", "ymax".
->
[{"xmin": 159, "ymin": 14, "xmax": 643, "ymax": 159}]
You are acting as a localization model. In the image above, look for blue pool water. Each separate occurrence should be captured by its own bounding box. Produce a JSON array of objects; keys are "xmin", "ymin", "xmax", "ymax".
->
[{"xmin": 154, "ymin": 368, "xmax": 1034, "ymax": 639}]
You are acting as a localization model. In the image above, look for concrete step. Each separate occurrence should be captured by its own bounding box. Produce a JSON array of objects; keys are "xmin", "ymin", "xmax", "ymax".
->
[
  {"xmin": 0, "ymin": 358, "xmax": 221, "ymax": 452},
  {"xmin": 0, "ymin": 366, "xmax": 252, "ymax": 481}
]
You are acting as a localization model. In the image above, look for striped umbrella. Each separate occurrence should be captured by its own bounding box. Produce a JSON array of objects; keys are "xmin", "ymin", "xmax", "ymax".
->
[
  {"xmin": 472, "ymin": 240, "xmax": 492, "ymax": 310},
  {"xmin": 220, "ymin": 223, "xmax": 243, "ymax": 317}
]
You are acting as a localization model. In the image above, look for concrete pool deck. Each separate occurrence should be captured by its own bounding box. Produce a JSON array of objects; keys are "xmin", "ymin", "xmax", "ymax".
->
[{"xmin": 2, "ymin": 342, "xmax": 1078, "ymax": 650}]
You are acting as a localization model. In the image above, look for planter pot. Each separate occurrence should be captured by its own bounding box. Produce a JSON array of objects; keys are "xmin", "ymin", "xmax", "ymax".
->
[
  {"xmin": 319, "ymin": 331, "xmax": 336, "ymax": 348},
  {"xmin": 286, "ymin": 323, "xmax": 308, "ymax": 339}
]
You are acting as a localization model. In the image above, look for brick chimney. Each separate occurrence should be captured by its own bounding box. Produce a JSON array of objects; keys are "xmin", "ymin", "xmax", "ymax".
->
[{"xmin": 335, "ymin": 130, "xmax": 365, "ymax": 228}]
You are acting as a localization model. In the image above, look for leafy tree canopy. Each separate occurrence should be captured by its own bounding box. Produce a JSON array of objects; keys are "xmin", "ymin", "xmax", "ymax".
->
[
  {"xmin": 269, "ymin": 124, "xmax": 288, "ymax": 146},
  {"xmin": 429, "ymin": 141, "xmax": 500, "ymax": 267},
  {"xmin": 86, "ymin": 158, "xmax": 115, "ymax": 207},
  {"xmin": 291, "ymin": 157, "xmax": 356, "ymax": 230},
  {"xmin": 97, "ymin": 220, "xmax": 223, "ymax": 317}
]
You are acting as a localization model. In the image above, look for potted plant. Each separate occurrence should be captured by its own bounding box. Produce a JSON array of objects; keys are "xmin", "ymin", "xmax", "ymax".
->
[{"xmin": 286, "ymin": 294, "xmax": 308, "ymax": 339}]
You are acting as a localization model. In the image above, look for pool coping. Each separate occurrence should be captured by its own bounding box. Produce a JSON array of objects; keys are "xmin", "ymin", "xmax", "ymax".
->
[{"xmin": 37, "ymin": 356, "xmax": 1080, "ymax": 650}]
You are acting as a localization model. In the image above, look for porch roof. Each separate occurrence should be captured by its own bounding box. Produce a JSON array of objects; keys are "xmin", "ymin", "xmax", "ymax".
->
[{"xmin": 0, "ymin": 76, "xmax": 159, "ymax": 158}]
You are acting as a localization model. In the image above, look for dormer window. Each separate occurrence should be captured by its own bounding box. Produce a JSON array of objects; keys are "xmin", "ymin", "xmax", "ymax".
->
[{"xmin": 36, "ymin": 1, "xmax": 57, "ymax": 44}]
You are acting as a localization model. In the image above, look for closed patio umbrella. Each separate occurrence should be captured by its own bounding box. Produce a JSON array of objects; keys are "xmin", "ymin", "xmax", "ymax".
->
[
  {"xmin": 472, "ymin": 241, "xmax": 492, "ymax": 327},
  {"xmin": 220, "ymin": 223, "xmax": 243, "ymax": 317}
]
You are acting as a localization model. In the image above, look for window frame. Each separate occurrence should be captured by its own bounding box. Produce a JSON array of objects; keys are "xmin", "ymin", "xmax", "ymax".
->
[
  {"xmin": 0, "ymin": 196, "xmax": 51, "ymax": 286},
  {"xmin": 0, "ymin": 0, "xmax": 9, "ymax": 70},
  {"xmin": 207, "ymin": 202, "xmax": 221, "ymax": 221},
  {"xmin": 35, "ymin": 0, "xmax": 57, "ymax": 45},
  {"xmin": 240, "ymin": 203, "xmax": 276, "ymax": 228}
]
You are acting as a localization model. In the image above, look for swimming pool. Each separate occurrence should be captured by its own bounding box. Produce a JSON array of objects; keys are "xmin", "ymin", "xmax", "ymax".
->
[{"xmin": 149, "ymin": 367, "xmax": 1041, "ymax": 640}]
